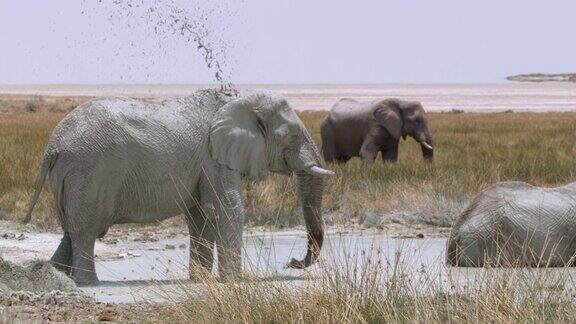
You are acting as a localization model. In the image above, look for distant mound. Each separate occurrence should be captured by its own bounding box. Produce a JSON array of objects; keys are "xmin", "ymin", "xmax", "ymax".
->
[{"xmin": 507, "ymin": 73, "xmax": 576, "ymax": 82}]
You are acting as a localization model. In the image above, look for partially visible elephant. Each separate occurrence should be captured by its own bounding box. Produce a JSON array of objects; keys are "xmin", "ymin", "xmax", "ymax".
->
[
  {"xmin": 447, "ymin": 181, "xmax": 576, "ymax": 267},
  {"xmin": 320, "ymin": 98, "xmax": 434, "ymax": 164},
  {"xmin": 24, "ymin": 89, "xmax": 333, "ymax": 285}
]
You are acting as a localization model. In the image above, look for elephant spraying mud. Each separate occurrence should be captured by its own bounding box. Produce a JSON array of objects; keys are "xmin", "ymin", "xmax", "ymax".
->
[
  {"xmin": 24, "ymin": 89, "xmax": 333, "ymax": 285},
  {"xmin": 320, "ymin": 98, "xmax": 434, "ymax": 164},
  {"xmin": 447, "ymin": 181, "xmax": 576, "ymax": 267}
]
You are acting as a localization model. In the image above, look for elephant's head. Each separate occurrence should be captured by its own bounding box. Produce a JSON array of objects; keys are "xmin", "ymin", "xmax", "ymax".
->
[
  {"xmin": 373, "ymin": 99, "xmax": 434, "ymax": 161},
  {"xmin": 210, "ymin": 92, "xmax": 333, "ymax": 268}
]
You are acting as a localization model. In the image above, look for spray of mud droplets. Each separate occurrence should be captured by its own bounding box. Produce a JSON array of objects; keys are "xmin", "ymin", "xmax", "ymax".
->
[{"xmin": 93, "ymin": 0, "xmax": 238, "ymax": 95}]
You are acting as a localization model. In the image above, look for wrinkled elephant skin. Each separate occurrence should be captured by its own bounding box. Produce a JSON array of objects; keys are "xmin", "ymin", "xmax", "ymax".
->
[
  {"xmin": 24, "ymin": 89, "xmax": 332, "ymax": 285},
  {"xmin": 320, "ymin": 98, "xmax": 433, "ymax": 164},
  {"xmin": 447, "ymin": 181, "xmax": 576, "ymax": 267}
]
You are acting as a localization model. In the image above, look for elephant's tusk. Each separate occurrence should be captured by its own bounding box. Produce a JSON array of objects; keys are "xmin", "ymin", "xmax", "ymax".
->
[
  {"xmin": 421, "ymin": 142, "xmax": 433, "ymax": 150},
  {"xmin": 305, "ymin": 166, "xmax": 335, "ymax": 177}
]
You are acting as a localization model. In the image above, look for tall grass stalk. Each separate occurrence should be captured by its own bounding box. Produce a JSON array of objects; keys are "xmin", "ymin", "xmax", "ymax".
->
[{"xmin": 153, "ymin": 239, "xmax": 576, "ymax": 323}]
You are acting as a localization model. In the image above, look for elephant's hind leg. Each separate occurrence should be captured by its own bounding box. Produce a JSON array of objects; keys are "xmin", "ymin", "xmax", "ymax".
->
[
  {"xmin": 60, "ymin": 174, "xmax": 100, "ymax": 286},
  {"xmin": 320, "ymin": 124, "xmax": 337, "ymax": 163},
  {"xmin": 51, "ymin": 232, "xmax": 72, "ymax": 275},
  {"xmin": 70, "ymin": 234, "xmax": 99, "ymax": 286}
]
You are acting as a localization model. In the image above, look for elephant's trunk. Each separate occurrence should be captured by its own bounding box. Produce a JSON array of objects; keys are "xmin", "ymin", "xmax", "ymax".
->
[
  {"xmin": 288, "ymin": 170, "xmax": 325, "ymax": 268},
  {"xmin": 285, "ymin": 131, "xmax": 329, "ymax": 269},
  {"xmin": 417, "ymin": 132, "xmax": 434, "ymax": 161}
]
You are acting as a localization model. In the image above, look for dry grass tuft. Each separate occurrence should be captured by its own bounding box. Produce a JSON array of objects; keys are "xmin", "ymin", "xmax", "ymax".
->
[{"xmin": 154, "ymin": 245, "xmax": 576, "ymax": 323}]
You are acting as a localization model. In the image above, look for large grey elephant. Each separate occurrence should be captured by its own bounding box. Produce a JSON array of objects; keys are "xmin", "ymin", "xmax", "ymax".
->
[
  {"xmin": 447, "ymin": 181, "xmax": 576, "ymax": 267},
  {"xmin": 320, "ymin": 98, "xmax": 434, "ymax": 164},
  {"xmin": 24, "ymin": 89, "xmax": 333, "ymax": 285}
]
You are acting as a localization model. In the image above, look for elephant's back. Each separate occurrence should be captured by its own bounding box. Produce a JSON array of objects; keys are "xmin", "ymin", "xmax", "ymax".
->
[
  {"xmin": 328, "ymin": 98, "xmax": 370, "ymax": 119},
  {"xmin": 47, "ymin": 96, "xmax": 212, "ymax": 194},
  {"xmin": 448, "ymin": 181, "xmax": 576, "ymax": 266},
  {"xmin": 479, "ymin": 181, "xmax": 576, "ymax": 220},
  {"xmin": 325, "ymin": 99, "xmax": 372, "ymax": 134},
  {"xmin": 45, "ymin": 96, "xmax": 217, "ymax": 223},
  {"xmin": 50, "ymin": 97, "xmax": 209, "ymax": 158},
  {"xmin": 451, "ymin": 181, "xmax": 576, "ymax": 240}
]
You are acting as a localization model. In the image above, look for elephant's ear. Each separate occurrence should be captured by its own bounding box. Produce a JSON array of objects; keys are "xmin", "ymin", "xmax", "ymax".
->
[
  {"xmin": 210, "ymin": 98, "xmax": 268, "ymax": 180},
  {"xmin": 374, "ymin": 100, "xmax": 403, "ymax": 140}
]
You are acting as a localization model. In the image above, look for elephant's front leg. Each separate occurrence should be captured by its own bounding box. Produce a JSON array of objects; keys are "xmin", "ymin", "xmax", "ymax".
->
[
  {"xmin": 186, "ymin": 204, "xmax": 216, "ymax": 277},
  {"xmin": 381, "ymin": 141, "xmax": 399, "ymax": 162},
  {"xmin": 360, "ymin": 138, "xmax": 379, "ymax": 164},
  {"xmin": 200, "ymin": 163, "xmax": 244, "ymax": 279}
]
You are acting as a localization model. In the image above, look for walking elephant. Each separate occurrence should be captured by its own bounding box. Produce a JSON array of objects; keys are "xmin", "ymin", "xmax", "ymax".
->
[
  {"xmin": 447, "ymin": 181, "xmax": 576, "ymax": 267},
  {"xmin": 320, "ymin": 98, "xmax": 433, "ymax": 164},
  {"xmin": 24, "ymin": 89, "xmax": 333, "ymax": 285}
]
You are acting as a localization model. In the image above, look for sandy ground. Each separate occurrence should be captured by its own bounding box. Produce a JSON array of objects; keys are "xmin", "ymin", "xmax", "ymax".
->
[{"xmin": 2, "ymin": 83, "xmax": 576, "ymax": 112}]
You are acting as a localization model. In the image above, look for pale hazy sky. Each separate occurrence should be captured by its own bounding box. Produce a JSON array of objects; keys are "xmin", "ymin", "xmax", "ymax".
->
[{"xmin": 0, "ymin": 0, "xmax": 575, "ymax": 84}]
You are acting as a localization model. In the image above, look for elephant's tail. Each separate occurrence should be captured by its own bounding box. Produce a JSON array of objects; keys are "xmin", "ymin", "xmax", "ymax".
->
[{"xmin": 22, "ymin": 150, "xmax": 57, "ymax": 224}]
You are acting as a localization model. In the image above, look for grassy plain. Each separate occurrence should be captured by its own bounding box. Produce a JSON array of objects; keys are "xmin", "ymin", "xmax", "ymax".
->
[{"xmin": 1, "ymin": 95, "xmax": 576, "ymax": 228}]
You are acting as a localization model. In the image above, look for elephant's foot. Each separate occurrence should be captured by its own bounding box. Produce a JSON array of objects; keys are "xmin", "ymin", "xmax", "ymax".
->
[
  {"xmin": 188, "ymin": 263, "xmax": 214, "ymax": 283},
  {"xmin": 218, "ymin": 261, "xmax": 244, "ymax": 282},
  {"xmin": 50, "ymin": 260, "xmax": 72, "ymax": 275},
  {"xmin": 188, "ymin": 261, "xmax": 244, "ymax": 283},
  {"xmin": 72, "ymin": 271, "xmax": 100, "ymax": 287},
  {"xmin": 51, "ymin": 232, "xmax": 72, "ymax": 275},
  {"xmin": 217, "ymin": 254, "xmax": 242, "ymax": 282},
  {"xmin": 217, "ymin": 271, "xmax": 245, "ymax": 283},
  {"xmin": 69, "ymin": 236, "xmax": 98, "ymax": 286}
]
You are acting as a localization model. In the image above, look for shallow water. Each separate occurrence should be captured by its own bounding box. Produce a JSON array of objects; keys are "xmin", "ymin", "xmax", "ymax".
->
[
  {"xmin": 4, "ymin": 230, "xmax": 576, "ymax": 303},
  {"xmin": 87, "ymin": 232, "xmax": 451, "ymax": 303},
  {"xmin": 1, "ymin": 83, "xmax": 576, "ymax": 112},
  {"xmin": 85, "ymin": 231, "xmax": 576, "ymax": 303},
  {"xmin": 95, "ymin": 233, "xmax": 447, "ymax": 282}
]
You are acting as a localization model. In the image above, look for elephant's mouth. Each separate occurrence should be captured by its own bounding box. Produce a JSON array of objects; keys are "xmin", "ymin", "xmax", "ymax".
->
[
  {"xmin": 420, "ymin": 141, "xmax": 433, "ymax": 150},
  {"xmin": 276, "ymin": 144, "xmax": 334, "ymax": 177},
  {"xmin": 419, "ymin": 139, "xmax": 434, "ymax": 161},
  {"xmin": 283, "ymin": 150, "xmax": 333, "ymax": 177},
  {"xmin": 274, "ymin": 158, "xmax": 333, "ymax": 178},
  {"xmin": 414, "ymin": 134, "xmax": 433, "ymax": 150},
  {"xmin": 269, "ymin": 163, "xmax": 292, "ymax": 175}
]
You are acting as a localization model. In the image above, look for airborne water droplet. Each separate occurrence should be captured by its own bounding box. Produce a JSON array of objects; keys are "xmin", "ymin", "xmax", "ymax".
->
[{"xmin": 98, "ymin": 0, "xmax": 238, "ymax": 95}]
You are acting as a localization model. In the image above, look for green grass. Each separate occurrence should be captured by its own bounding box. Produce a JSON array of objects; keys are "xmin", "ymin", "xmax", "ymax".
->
[{"xmin": 2, "ymin": 97, "xmax": 576, "ymax": 229}]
